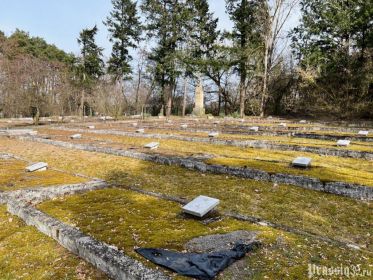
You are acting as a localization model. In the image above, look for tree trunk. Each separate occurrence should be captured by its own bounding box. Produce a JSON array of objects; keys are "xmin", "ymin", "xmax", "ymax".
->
[
  {"xmin": 261, "ymin": 34, "xmax": 270, "ymax": 118},
  {"xmin": 80, "ymin": 89, "xmax": 85, "ymax": 120},
  {"xmin": 182, "ymin": 78, "xmax": 188, "ymax": 117},
  {"xmin": 135, "ymin": 70, "xmax": 141, "ymax": 114},
  {"xmin": 33, "ymin": 107, "xmax": 40, "ymax": 126},
  {"xmin": 239, "ymin": 77, "xmax": 246, "ymax": 118},
  {"xmin": 164, "ymin": 84, "xmax": 173, "ymax": 117}
]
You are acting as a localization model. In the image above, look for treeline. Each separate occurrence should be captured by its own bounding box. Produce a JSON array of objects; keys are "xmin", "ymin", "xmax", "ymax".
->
[{"xmin": 0, "ymin": 0, "xmax": 372, "ymax": 121}]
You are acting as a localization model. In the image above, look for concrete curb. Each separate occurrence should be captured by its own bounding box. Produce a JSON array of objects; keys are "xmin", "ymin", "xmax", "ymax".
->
[
  {"xmin": 19, "ymin": 136, "xmax": 373, "ymax": 200},
  {"xmin": 7, "ymin": 200, "xmax": 170, "ymax": 280}
]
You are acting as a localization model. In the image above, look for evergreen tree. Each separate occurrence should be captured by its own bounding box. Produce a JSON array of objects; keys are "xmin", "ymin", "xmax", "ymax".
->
[
  {"xmin": 141, "ymin": 0, "xmax": 190, "ymax": 117},
  {"xmin": 291, "ymin": 0, "xmax": 373, "ymax": 117},
  {"xmin": 226, "ymin": 0, "xmax": 264, "ymax": 118},
  {"xmin": 77, "ymin": 25, "xmax": 104, "ymax": 117},
  {"xmin": 104, "ymin": 0, "xmax": 142, "ymax": 81}
]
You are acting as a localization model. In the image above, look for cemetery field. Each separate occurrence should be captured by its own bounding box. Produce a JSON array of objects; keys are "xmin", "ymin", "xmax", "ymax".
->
[
  {"xmin": 34, "ymin": 128, "xmax": 373, "ymax": 186},
  {"xmin": 0, "ymin": 116, "xmax": 372, "ymax": 279}
]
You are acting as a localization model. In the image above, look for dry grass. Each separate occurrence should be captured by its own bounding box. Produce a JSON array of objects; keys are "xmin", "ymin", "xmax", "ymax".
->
[{"xmin": 0, "ymin": 205, "xmax": 106, "ymax": 280}]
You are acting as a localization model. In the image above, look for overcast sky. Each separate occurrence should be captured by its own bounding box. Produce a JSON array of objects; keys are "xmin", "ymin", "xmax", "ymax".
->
[{"xmin": 0, "ymin": 0, "xmax": 299, "ymax": 58}]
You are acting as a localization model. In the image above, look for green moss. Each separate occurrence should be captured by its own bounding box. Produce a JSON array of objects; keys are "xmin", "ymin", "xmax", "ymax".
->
[
  {"xmin": 38, "ymin": 189, "xmax": 373, "ymax": 279},
  {"xmin": 37, "ymin": 128, "xmax": 373, "ymax": 187},
  {"xmin": 0, "ymin": 158, "xmax": 85, "ymax": 191},
  {"xmin": 0, "ymin": 206, "xmax": 106, "ymax": 280},
  {"xmin": 2, "ymin": 138, "xmax": 372, "ymax": 248}
]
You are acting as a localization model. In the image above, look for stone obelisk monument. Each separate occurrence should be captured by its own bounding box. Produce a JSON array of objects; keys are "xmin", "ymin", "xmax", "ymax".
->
[{"xmin": 192, "ymin": 80, "xmax": 205, "ymax": 116}]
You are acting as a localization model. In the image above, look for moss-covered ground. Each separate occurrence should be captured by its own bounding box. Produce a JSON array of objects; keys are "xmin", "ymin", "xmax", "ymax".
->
[
  {"xmin": 37, "ymin": 128, "xmax": 373, "ymax": 186},
  {"xmin": 0, "ymin": 205, "xmax": 106, "ymax": 280},
  {"xmin": 0, "ymin": 137, "xmax": 371, "ymax": 252},
  {"xmin": 38, "ymin": 188, "xmax": 373, "ymax": 279},
  {"xmin": 0, "ymin": 157, "xmax": 85, "ymax": 191}
]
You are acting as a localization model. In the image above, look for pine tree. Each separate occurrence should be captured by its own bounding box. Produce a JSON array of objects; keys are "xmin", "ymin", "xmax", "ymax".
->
[
  {"xmin": 77, "ymin": 25, "xmax": 104, "ymax": 117},
  {"xmin": 226, "ymin": 0, "xmax": 264, "ymax": 118},
  {"xmin": 141, "ymin": 0, "xmax": 189, "ymax": 117},
  {"xmin": 104, "ymin": 0, "xmax": 142, "ymax": 81}
]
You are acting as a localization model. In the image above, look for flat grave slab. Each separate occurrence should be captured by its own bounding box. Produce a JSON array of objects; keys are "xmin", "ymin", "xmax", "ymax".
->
[
  {"xmin": 180, "ymin": 124, "xmax": 188, "ymax": 129},
  {"xmin": 136, "ymin": 129, "xmax": 145, "ymax": 133},
  {"xmin": 358, "ymin": 131, "xmax": 369, "ymax": 136},
  {"xmin": 292, "ymin": 157, "xmax": 312, "ymax": 168},
  {"xmin": 299, "ymin": 120, "xmax": 307, "ymax": 124},
  {"xmin": 208, "ymin": 132, "xmax": 219, "ymax": 138},
  {"xmin": 249, "ymin": 126, "xmax": 259, "ymax": 132},
  {"xmin": 337, "ymin": 140, "xmax": 351, "ymax": 147},
  {"xmin": 26, "ymin": 162, "xmax": 48, "ymax": 172},
  {"xmin": 87, "ymin": 126, "xmax": 95, "ymax": 129},
  {"xmin": 70, "ymin": 134, "xmax": 82, "ymax": 139},
  {"xmin": 144, "ymin": 142, "xmax": 159, "ymax": 150},
  {"xmin": 279, "ymin": 123, "xmax": 287, "ymax": 127},
  {"xmin": 182, "ymin": 195, "xmax": 220, "ymax": 218}
]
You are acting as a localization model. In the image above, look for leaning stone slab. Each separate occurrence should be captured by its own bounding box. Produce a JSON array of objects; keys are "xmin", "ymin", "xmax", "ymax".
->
[
  {"xmin": 358, "ymin": 131, "xmax": 369, "ymax": 136},
  {"xmin": 26, "ymin": 162, "xmax": 48, "ymax": 172},
  {"xmin": 144, "ymin": 142, "xmax": 159, "ymax": 150},
  {"xmin": 70, "ymin": 134, "xmax": 82, "ymax": 139},
  {"xmin": 337, "ymin": 140, "xmax": 351, "ymax": 147},
  {"xmin": 7, "ymin": 200, "xmax": 170, "ymax": 280},
  {"xmin": 208, "ymin": 132, "xmax": 219, "ymax": 138},
  {"xmin": 292, "ymin": 157, "xmax": 312, "ymax": 168},
  {"xmin": 182, "ymin": 195, "xmax": 220, "ymax": 217}
]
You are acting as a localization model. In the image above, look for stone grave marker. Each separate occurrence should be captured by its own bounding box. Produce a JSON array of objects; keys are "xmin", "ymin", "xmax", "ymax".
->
[
  {"xmin": 87, "ymin": 125, "xmax": 95, "ymax": 129},
  {"xmin": 279, "ymin": 123, "xmax": 287, "ymax": 127},
  {"xmin": 144, "ymin": 142, "xmax": 159, "ymax": 150},
  {"xmin": 292, "ymin": 157, "xmax": 312, "ymax": 168},
  {"xmin": 181, "ymin": 124, "xmax": 188, "ymax": 129},
  {"xmin": 26, "ymin": 162, "xmax": 48, "ymax": 172},
  {"xmin": 249, "ymin": 126, "xmax": 259, "ymax": 132},
  {"xmin": 358, "ymin": 131, "xmax": 369, "ymax": 136},
  {"xmin": 182, "ymin": 195, "xmax": 220, "ymax": 218},
  {"xmin": 70, "ymin": 134, "xmax": 82, "ymax": 139},
  {"xmin": 136, "ymin": 128, "xmax": 145, "ymax": 133},
  {"xmin": 337, "ymin": 140, "xmax": 351, "ymax": 147},
  {"xmin": 299, "ymin": 120, "xmax": 307, "ymax": 124},
  {"xmin": 208, "ymin": 132, "xmax": 219, "ymax": 138}
]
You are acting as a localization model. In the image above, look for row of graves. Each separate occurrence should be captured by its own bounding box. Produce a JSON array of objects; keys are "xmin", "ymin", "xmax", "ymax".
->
[{"xmin": 0, "ymin": 116, "xmax": 372, "ymax": 279}]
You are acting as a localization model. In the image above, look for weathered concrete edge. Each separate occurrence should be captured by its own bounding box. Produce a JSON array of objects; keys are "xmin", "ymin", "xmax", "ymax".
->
[
  {"xmin": 19, "ymin": 136, "xmax": 373, "ymax": 201},
  {"xmin": 126, "ymin": 186, "xmax": 365, "ymax": 252},
  {"xmin": 7, "ymin": 200, "xmax": 170, "ymax": 280},
  {"xmin": 54, "ymin": 127, "xmax": 373, "ymax": 160}
]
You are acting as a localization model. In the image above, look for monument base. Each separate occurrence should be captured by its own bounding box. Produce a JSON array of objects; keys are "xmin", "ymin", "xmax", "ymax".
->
[{"xmin": 192, "ymin": 107, "xmax": 205, "ymax": 117}]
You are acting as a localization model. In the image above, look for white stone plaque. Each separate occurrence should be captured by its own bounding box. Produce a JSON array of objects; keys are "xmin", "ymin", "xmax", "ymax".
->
[
  {"xmin": 299, "ymin": 120, "xmax": 307, "ymax": 124},
  {"xmin": 70, "ymin": 134, "xmax": 82, "ymax": 139},
  {"xmin": 279, "ymin": 123, "xmax": 287, "ymax": 127},
  {"xmin": 26, "ymin": 162, "xmax": 48, "ymax": 172},
  {"xmin": 337, "ymin": 140, "xmax": 351, "ymax": 146},
  {"xmin": 358, "ymin": 131, "xmax": 369, "ymax": 136},
  {"xmin": 144, "ymin": 142, "xmax": 159, "ymax": 150},
  {"xmin": 208, "ymin": 132, "xmax": 219, "ymax": 138},
  {"xmin": 249, "ymin": 126, "xmax": 259, "ymax": 132},
  {"xmin": 181, "ymin": 124, "xmax": 188, "ymax": 129},
  {"xmin": 136, "ymin": 129, "xmax": 145, "ymax": 133},
  {"xmin": 292, "ymin": 157, "xmax": 312, "ymax": 168},
  {"xmin": 182, "ymin": 195, "xmax": 220, "ymax": 217},
  {"xmin": 87, "ymin": 125, "xmax": 95, "ymax": 129}
]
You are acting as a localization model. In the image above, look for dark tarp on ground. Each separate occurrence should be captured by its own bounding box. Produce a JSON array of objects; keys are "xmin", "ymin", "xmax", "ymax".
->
[{"xmin": 136, "ymin": 242, "xmax": 260, "ymax": 280}]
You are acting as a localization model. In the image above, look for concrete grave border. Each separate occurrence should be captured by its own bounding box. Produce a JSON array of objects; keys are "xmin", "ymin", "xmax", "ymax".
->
[{"xmin": 17, "ymin": 136, "xmax": 373, "ymax": 200}]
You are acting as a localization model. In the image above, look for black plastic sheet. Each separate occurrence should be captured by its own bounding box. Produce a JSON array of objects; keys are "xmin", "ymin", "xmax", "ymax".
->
[{"xmin": 136, "ymin": 242, "xmax": 260, "ymax": 280}]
